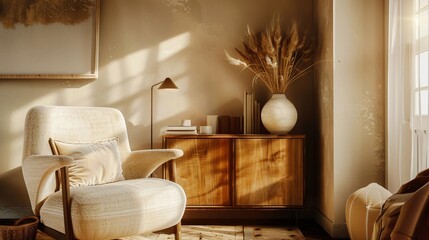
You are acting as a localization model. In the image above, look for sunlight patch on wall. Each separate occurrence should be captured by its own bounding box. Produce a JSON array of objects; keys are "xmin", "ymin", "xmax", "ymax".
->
[
  {"xmin": 100, "ymin": 32, "xmax": 192, "ymax": 127},
  {"xmin": 105, "ymin": 48, "xmax": 151, "ymax": 82},
  {"xmin": 96, "ymin": 47, "xmax": 156, "ymax": 110},
  {"xmin": 157, "ymin": 32, "xmax": 191, "ymax": 62}
]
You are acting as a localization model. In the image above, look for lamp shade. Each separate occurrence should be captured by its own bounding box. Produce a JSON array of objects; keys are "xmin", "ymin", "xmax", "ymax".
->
[{"xmin": 158, "ymin": 77, "xmax": 178, "ymax": 90}]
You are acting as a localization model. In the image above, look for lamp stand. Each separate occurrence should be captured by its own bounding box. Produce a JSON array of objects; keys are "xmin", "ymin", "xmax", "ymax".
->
[{"xmin": 150, "ymin": 78, "xmax": 178, "ymax": 149}]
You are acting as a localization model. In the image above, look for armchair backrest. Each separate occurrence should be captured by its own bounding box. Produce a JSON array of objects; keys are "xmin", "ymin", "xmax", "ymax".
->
[
  {"xmin": 23, "ymin": 106, "xmax": 132, "ymax": 159},
  {"xmin": 22, "ymin": 106, "xmax": 132, "ymax": 212}
]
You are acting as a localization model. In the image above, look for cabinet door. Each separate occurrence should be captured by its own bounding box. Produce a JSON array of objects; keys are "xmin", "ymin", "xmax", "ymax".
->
[
  {"xmin": 235, "ymin": 138, "xmax": 304, "ymax": 206},
  {"xmin": 165, "ymin": 138, "xmax": 231, "ymax": 206}
]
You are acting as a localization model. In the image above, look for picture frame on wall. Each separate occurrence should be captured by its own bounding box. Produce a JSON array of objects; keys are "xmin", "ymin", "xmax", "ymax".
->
[{"xmin": 0, "ymin": 0, "xmax": 100, "ymax": 80}]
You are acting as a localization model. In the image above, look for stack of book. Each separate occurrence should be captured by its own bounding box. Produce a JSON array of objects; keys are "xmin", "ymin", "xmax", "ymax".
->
[
  {"xmin": 243, "ymin": 91, "xmax": 261, "ymax": 134},
  {"xmin": 165, "ymin": 125, "xmax": 198, "ymax": 135},
  {"xmin": 207, "ymin": 115, "xmax": 242, "ymax": 134}
]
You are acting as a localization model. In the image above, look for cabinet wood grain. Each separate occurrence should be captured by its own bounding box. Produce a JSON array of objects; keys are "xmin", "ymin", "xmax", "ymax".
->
[
  {"xmin": 163, "ymin": 134, "xmax": 305, "ymax": 220},
  {"xmin": 235, "ymin": 138, "xmax": 304, "ymax": 206},
  {"xmin": 165, "ymin": 138, "xmax": 231, "ymax": 206}
]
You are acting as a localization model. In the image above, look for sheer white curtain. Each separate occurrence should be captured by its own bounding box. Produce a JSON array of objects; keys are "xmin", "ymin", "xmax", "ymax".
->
[
  {"xmin": 411, "ymin": 0, "xmax": 429, "ymax": 178},
  {"xmin": 388, "ymin": 0, "xmax": 429, "ymax": 192},
  {"xmin": 387, "ymin": 0, "xmax": 413, "ymax": 192}
]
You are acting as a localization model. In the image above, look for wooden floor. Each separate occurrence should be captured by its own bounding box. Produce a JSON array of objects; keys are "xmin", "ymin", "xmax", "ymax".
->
[
  {"xmin": 36, "ymin": 222, "xmax": 339, "ymax": 240},
  {"xmin": 298, "ymin": 221, "xmax": 341, "ymax": 240}
]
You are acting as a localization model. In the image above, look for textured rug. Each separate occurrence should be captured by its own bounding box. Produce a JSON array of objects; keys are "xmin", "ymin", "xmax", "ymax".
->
[
  {"xmin": 36, "ymin": 225, "xmax": 305, "ymax": 240},
  {"xmin": 121, "ymin": 225, "xmax": 305, "ymax": 240}
]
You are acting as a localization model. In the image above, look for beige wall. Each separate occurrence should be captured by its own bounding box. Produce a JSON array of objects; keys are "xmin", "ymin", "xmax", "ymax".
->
[
  {"xmin": 314, "ymin": 0, "xmax": 334, "ymax": 224},
  {"xmin": 0, "ymin": 0, "xmax": 316, "ymax": 216},
  {"xmin": 315, "ymin": 0, "xmax": 385, "ymax": 237}
]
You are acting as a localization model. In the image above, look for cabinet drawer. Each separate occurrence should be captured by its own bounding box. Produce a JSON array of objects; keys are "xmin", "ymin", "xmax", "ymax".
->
[
  {"xmin": 165, "ymin": 138, "xmax": 232, "ymax": 206},
  {"xmin": 235, "ymin": 138, "xmax": 304, "ymax": 207}
]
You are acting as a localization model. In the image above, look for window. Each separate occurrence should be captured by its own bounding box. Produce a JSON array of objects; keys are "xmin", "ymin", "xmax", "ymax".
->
[
  {"xmin": 387, "ymin": 0, "xmax": 429, "ymax": 191},
  {"xmin": 412, "ymin": 0, "xmax": 429, "ymax": 178},
  {"xmin": 414, "ymin": 0, "xmax": 429, "ymax": 122}
]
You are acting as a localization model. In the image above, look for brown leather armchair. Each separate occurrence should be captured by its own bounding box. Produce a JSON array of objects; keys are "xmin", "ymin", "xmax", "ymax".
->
[{"xmin": 346, "ymin": 169, "xmax": 429, "ymax": 240}]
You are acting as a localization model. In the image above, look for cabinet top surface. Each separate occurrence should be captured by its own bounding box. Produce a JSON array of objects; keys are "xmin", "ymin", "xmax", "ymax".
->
[{"xmin": 163, "ymin": 134, "xmax": 305, "ymax": 139}]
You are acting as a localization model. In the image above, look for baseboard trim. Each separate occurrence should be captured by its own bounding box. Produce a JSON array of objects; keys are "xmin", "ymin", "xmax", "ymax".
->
[
  {"xmin": 313, "ymin": 209, "xmax": 333, "ymax": 236},
  {"xmin": 313, "ymin": 209, "xmax": 349, "ymax": 238}
]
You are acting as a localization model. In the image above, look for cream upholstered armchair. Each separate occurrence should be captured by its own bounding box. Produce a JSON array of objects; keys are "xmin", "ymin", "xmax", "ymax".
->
[{"xmin": 21, "ymin": 106, "xmax": 186, "ymax": 240}]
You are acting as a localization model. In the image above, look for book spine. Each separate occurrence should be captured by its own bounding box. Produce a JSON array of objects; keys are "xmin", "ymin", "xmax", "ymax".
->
[{"xmin": 218, "ymin": 115, "xmax": 231, "ymax": 134}]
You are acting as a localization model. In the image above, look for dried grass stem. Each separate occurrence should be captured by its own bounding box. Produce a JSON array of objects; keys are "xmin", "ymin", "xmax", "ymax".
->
[{"xmin": 226, "ymin": 16, "xmax": 315, "ymax": 94}]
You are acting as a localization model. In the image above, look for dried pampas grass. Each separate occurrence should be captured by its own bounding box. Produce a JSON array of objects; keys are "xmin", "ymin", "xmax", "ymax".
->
[
  {"xmin": 226, "ymin": 16, "xmax": 314, "ymax": 94},
  {"xmin": 0, "ymin": 0, "xmax": 95, "ymax": 29}
]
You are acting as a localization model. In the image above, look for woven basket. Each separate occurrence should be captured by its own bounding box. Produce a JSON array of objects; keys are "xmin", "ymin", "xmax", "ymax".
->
[{"xmin": 0, "ymin": 216, "xmax": 39, "ymax": 240}]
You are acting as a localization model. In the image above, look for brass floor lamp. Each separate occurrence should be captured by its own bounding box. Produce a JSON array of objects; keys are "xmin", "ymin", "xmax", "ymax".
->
[{"xmin": 150, "ymin": 77, "xmax": 179, "ymax": 149}]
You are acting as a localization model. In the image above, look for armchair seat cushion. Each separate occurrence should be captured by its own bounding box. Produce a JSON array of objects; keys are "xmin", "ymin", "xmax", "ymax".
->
[{"xmin": 39, "ymin": 178, "xmax": 186, "ymax": 240}]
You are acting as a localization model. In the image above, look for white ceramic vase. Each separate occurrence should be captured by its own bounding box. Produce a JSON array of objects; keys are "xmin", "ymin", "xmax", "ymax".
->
[{"xmin": 261, "ymin": 94, "xmax": 297, "ymax": 135}]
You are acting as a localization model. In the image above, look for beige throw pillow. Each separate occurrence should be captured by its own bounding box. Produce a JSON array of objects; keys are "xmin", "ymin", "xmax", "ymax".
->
[{"xmin": 52, "ymin": 138, "xmax": 124, "ymax": 187}]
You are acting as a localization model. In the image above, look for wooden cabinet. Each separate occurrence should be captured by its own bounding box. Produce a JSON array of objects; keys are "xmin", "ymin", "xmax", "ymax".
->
[{"xmin": 163, "ymin": 134, "xmax": 304, "ymax": 221}]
